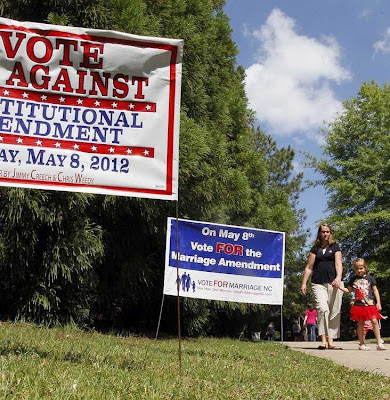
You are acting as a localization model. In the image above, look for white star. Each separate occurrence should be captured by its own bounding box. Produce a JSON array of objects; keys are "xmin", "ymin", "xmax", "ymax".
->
[
  {"xmin": 35, "ymin": 140, "xmax": 42, "ymax": 146},
  {"xmin": 146, "ymin": 104, "xmax": 152, "ymax": 111},
  {"xmin": 91, "ymin": 145, "xmax": 98, "ymax": 152},
  {"xmin": 59, "ymin": 97, "xmax": 66, "ymax": 103},
  {"xmin": 73, "ymin": 143, "xmax": 80, "ymax": 150},
  {"xmin": 22, "ymin": 92, "xmax": 29, "ymax": 99},
  {"xmin": 3, "ymin": 90, "xmax": 10, "ymax": 96},
  {"xmin": 77, "ymin": 99, "xmax": 83, "ymax": 105},
  {"xmin": 94, "ymin": 100, "xmax": 101, "ymax": 106},
  {"xmin": 111, "ymin": 102, "xmax": 118, "ymax": 108},
  {"xmin": 126, "ymin": 148, "xmax": 133, "ymax": 155},
  {"xmin": 108, "ymin": 147, "xmax": 115, "ymax": 153},
  {"xmin": 143, "ymin": 149, "xmax": 149, "ymax": 156},
  {"xmin": 40, "ymin": 95, "xmax": 47, "ymax": 101},
  {"xmin": 0, "ymin": 136, "xmax": 3, "ymax": 141},
  {"xmin": 129, "ymin": 103, "xmax": 135, "ymax": 109},
  {"xmin": 17, "ymin": 137, "xmax": 23, "ymax": 143},
  {"xmin": 54, "ymin": 142, "xmax": 61, "ymax": 148}
]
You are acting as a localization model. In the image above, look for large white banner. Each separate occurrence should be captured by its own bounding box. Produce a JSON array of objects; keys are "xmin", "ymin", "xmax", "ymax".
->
[
  {"xmin": 0, "ymin": 18, "xmax": 183, "ymax": 199},
  {"xmin": 164, "ymin": 218, "xmax": 285, "ymax": 305}
]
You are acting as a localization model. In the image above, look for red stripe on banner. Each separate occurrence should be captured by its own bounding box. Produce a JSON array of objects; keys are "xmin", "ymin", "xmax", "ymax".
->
[
  {"xmin": 0, "ymin": 133, "xmax": 154, "ymax": 157},
  {"xmin": 165, "ymin": 47, "xmax": 178, "ymax": 195},
  {"xmin": 0, "ymin": 87, "xmax": 156, "ymax": 112}
]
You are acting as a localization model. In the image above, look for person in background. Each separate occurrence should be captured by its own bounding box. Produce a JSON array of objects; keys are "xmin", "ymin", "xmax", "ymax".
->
[
  {"xmin": 266, "ymin": 322, "xmax": 275, "ymax": 341},
  {"xmin": 304, "ymin": 303, "xmax": 317, "ymax": 342},
  {"xmin": 363, "ymin": 314, "xmax": 387, "ymax": 344},
  {"xmin": 339, "ymin": 258, "xmax": 386, "ymax": 351},
  {"xmin": 292, "ymin": 319, "xmax": 301, "ymax": 341},
  {"xmin": 302, "ymin": 324, "xmax": 308, "ymax": 341},
  {"xmin": 301, "ymin": 223, "xmax": 344, "ymax": 350},
  {"xmin": 363, "ymin": 314, "xmax": 387, "ymax": 343}
]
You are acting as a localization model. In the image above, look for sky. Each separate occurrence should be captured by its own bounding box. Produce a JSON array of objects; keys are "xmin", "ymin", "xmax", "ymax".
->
[{"xmin": 223, "ymin": 0, "xmax": 390, "ymax": 241}]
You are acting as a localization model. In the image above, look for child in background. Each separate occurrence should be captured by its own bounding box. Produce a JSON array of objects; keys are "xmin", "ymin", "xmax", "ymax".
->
[
  {"xmin": 292, "ymin": 319, "xmax": 301, "ymax": 341},
  {"xmin": 363, "ymin": 315, "xmax": 387, "ymax": 343},
  {"xmin": 340, "ymin": 258, "xmax": 386, "ymax": 351},
  {"xmin": 266, "ymin": 322, "xmax": 275, "ymax": 341}
]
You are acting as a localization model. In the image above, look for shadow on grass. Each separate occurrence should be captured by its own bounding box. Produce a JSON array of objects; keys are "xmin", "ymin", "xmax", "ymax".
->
[
  {"xmin": 0, "ymin": 340, "xmax": 143, "ymax": 371},
  {"xmin": 0, "ymin": 342, "xmax": 53, "ymax": 358},
  {"xmin": 183, "ymin": 348, "xmax": 247, "ymax": 361}
]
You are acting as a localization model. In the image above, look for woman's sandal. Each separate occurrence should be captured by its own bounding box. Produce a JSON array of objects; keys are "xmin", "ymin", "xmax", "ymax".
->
[
  {"xmin": 317, "ymin": 344, "xmax": 327, "ymax": 350},
  {"xmin": 328, "ymin": 345, "xmax": 342, "ymax": 350}
]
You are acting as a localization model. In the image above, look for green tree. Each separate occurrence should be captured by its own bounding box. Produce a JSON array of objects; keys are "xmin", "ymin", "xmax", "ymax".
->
[
  {"xmin": 0, "ymin": 0, "xmax": 112, "ymax": 28},
  {"xmin": 0, "ymin": 189, "xmax": 103, "ymax": 324},
  {"xmin": 314, "ymin": 81, "xmax": 390, "ymax": 316}
]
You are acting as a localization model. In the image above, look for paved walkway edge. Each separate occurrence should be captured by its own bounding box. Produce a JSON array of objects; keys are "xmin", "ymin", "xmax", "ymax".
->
[{"xmin": 284, "ymin": 341, "xmax": 390, "ymax": 377}]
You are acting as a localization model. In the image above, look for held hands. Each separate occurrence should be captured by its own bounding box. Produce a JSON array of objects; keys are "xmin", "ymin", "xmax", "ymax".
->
[
  {"xmin": 338, "ymin": 285, "xmax": 350, "ymax": 294},
  {"xmin": 331, "ymin": 276, "xmax": 341, "ymax": 288}
]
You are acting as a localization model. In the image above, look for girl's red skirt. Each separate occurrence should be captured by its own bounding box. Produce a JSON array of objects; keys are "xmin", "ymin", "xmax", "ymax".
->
[{"xmin": 350, "ymin": 305, "xmax": 382, "ymax": 322}]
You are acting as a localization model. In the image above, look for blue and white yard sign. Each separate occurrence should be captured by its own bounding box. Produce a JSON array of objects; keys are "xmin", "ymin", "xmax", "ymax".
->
[{"xmin": 163, "ymin": 218, "xmax": 285, "ymax": 305}]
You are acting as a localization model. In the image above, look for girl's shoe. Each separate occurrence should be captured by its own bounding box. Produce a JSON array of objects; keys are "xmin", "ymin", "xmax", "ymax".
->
[
  {"xmin": 359, "ymin": 344, "xmax": 370, "ymax": 351},
  {"xmin": 377, "ymin": 343, "xmax": 386, "ymax": 350}
]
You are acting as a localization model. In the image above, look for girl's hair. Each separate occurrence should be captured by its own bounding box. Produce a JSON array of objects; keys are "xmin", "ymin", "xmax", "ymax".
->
[
  {"xmin": 314, "ymin": 223, "xmax": 336, "ymax": 246},
  {"xmin": 307, "ymin": 303, "xmax": 313, "ymax": 309},
  {"xmin": 353, "ymin": 258, "xmax": 368, "ymax": 271}
]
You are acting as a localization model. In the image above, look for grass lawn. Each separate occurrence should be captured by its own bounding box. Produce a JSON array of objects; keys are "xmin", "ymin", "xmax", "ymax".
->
[{"xmin": 0, "ymin": 322, "xmax": 388, "ymax": 399}]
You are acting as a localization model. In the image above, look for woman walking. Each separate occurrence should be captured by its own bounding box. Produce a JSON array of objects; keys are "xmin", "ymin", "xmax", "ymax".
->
[{"xmin": 301, "ymin": 224, "xmax": 344, "ymax": 350}]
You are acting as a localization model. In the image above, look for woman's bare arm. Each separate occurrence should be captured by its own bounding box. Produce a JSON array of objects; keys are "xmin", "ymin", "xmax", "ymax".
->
[{"xmin": 301, "ymin": 253, "xmax": 315, "ymax": 295}]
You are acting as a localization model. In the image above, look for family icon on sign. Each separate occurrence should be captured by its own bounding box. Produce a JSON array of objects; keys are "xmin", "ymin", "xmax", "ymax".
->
[{"xmin": 176, "ymin": 272, "xmax": 196, "ymax": 293}]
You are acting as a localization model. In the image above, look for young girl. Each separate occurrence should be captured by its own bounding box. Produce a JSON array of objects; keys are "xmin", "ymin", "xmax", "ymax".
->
[{"xmin": 340, "ymin": 258, "xmax": 386, "ymax": 351}]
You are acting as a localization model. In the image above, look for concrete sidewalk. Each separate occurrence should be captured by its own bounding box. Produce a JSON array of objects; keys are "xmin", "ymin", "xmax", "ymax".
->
[{"xmin": 285, "ymin": 341, "xmax": 390, "ymax": 377}]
